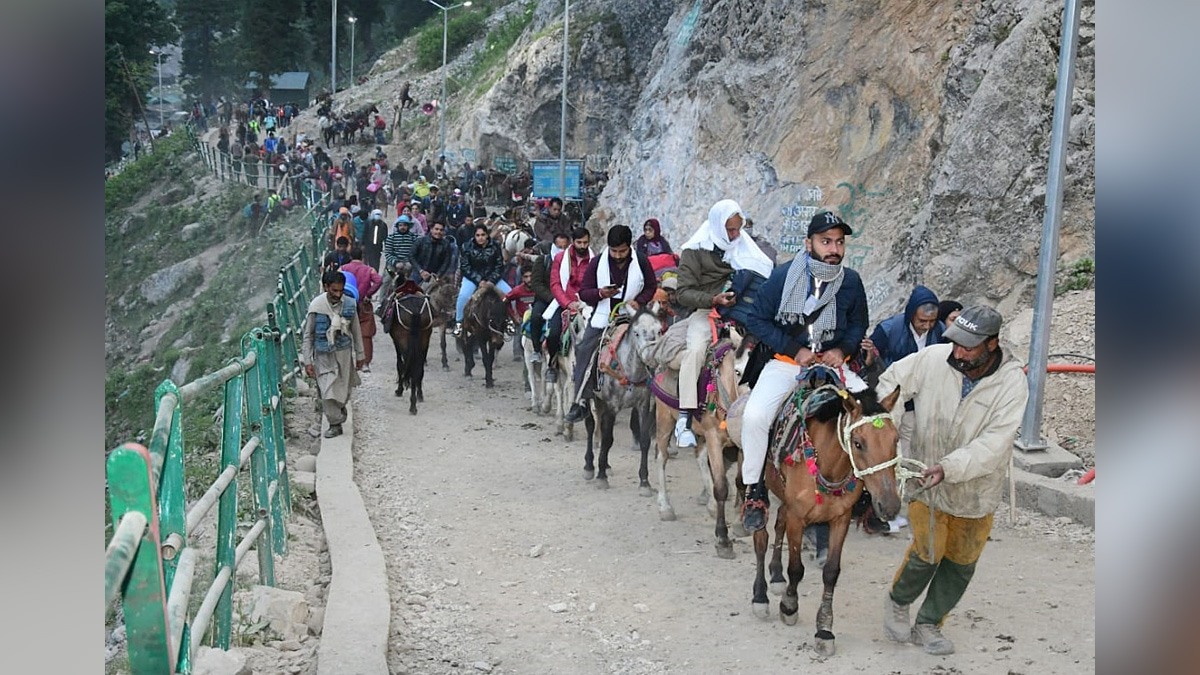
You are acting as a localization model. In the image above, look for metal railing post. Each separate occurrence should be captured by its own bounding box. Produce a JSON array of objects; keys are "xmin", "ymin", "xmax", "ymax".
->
[
  {"xmin": 108, "ymin": 442, "xmax": 173, "ymax": 674},
  {"xmin": 264, "ymin": 327, "xmax": 293, "ymax": 516},
  {"xmin": 214, "ymin": 368, "xmax": 243, "ymax": 649},
  {"xmin": 242, "ymin": 334, "xmax": 276, "ymax": 586},
  {"xmin": 251, "ymin": 328, "xmax": 288, "ymax": 555},
  {"xmin": 153, "ymin": 380, "xmax": 187, "ymax": 590}
]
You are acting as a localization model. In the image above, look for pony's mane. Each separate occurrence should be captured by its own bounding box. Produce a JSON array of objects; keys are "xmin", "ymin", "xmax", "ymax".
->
[{"xmin": 806, "ymin": 383, "xmax": 886, "ymax": 423}]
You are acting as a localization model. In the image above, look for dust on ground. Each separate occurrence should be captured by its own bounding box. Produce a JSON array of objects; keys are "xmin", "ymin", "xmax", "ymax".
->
[{"xmin": 352, "ymin": 331, "xmax": 1095, "ymax": 675}]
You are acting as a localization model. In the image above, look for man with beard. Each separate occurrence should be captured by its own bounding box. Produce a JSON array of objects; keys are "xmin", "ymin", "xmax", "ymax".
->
[
  {"xmin": 877, "ymin": 305, "xmax": 1027, "ymax": 655},
  {"xmin": 739, "ymin": 212, "xmax": 869, "ymax": 532}
]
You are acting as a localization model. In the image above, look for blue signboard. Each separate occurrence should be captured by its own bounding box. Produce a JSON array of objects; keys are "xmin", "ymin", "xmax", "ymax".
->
[{"xmin": 531, "ymin": 160, "xmax": 584, "ymax": 200}]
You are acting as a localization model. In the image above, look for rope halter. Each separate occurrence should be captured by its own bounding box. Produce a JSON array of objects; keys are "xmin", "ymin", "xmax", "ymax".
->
[{"xmin": 832, "ymin": 391, "xmax": 928, "ymax": 501}]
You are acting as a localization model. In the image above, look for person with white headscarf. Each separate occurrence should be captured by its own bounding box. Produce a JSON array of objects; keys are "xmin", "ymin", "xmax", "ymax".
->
[{"xmin": 670, "ymin": 199, "xmax": 774, "ymax": 446}]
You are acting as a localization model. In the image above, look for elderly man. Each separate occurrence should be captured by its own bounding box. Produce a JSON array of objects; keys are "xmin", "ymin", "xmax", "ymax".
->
[
  {"xmin": 301, "ymin": 270, "xmax": 365, "ymax": 438},
  {"xmin": 673, "ymin": 199, "xmax": 774, "ymax": 447},
  {"xmin": 739, "ymin": 212, "xmax": 869, "ymax": 531},
  {"xmin": 878, "ymin": 305, "xmax": 1028, "ymax": 655}
]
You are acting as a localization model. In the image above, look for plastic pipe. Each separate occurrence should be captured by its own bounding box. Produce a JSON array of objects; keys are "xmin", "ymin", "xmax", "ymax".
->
[{"xmin": 1078, "ymin": 467, "xmax": 1095, "ymax": 485}]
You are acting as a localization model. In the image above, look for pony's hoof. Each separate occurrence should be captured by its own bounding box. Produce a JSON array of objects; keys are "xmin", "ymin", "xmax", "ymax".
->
[
  {"xmin": 583, "ymin": 468, "xmax": 594, "ymax": 480},
  {"xmin": 730, "ymin": 522, "xmax": 750, "ymax": 538},
  {"xmin": 769, "ymin": 581, "xmax": 787, "ymax": 596},
  {"xmin": 813, "ymin": 634, "xmax": 836, "ymax": 657},
  {"xmin": 659, "ymin": 508, "xmax": 676, "ymax": 522},
  {"xmin": 715, "ymin": 544, "xmax": 736, "ymax": 560},
  {"xmin": 485, "ymin": 381, "xmax": 495, "ymax": 389},
  {"xmin": 442, "ymin": 365, "xmax": 450, "ymax": 371},
  {"xmin": 409, "ymin": 408, "xmax": 418, "ymax": 415},
  {"xmin": 751, "ymin": 602, "xmax": 770, "ymax": 620},
  {"xmin": 780, "ymin": 607, "xmax": 798, "ymax": 626},
  {"xmin": 638, "ymin": 485, "xmax": 655, "ymax": 497},
  {"xmin": 394, "ymin": 390, "xmax": 402, "ymax": 397},
  {"xmin": 595, "ymin": 477, "xmax": 610, "ymax": 490}
]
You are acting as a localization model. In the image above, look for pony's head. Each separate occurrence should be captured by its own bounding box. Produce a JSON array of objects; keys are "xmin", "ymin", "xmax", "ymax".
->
[
  {"xmin": 807, "ymin": 377, "xmax": 902, "ymax": 520},
  {"xmin": 628, "ymin": 301, "xmax": 668, "ymax": 364}
]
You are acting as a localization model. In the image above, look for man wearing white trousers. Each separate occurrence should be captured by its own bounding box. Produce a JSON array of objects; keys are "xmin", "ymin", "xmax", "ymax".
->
[
  {"xmin": 672, "ymin": 199, "xmax": 775, "ymax": 446},
  {"xmin": 738, "ymin": 212, "xmax": 869, "ymax": 531}
]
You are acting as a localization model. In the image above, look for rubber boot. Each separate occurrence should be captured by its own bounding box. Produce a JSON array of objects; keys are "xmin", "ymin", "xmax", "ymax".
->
[
  {"xmin": 674, "ymin": 412, "xmax": 697, "ymax": 447},
  {"xmin": 565, "ymin": 401, "xmax": 588, "ymax": 423}
]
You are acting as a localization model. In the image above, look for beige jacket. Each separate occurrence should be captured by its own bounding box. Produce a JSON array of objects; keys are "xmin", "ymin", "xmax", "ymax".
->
[{"xmin": 876, "ymin": 343, "xmax": 1028, "ymax": 518}]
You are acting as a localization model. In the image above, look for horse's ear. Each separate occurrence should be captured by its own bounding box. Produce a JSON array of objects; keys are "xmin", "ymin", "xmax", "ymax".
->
[
  {"xmin": 879, "ymin": 387, "xmax": 901, "ymax": 412},
  {"xmin": 838, "ymin": 388, "xmax": 859, "ymax": 414}
]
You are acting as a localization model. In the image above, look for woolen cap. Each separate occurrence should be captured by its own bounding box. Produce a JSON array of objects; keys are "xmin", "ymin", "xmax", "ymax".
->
[{"xmin": 942, "ymin": 305, "xmax": 1003, "ymax": 348}]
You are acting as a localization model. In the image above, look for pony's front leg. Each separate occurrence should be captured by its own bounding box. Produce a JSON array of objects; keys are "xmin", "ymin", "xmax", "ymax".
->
[
  {"xmin": 813, "ymin": 513, "xmax": 851, "ymax": 656},
  {"xmin": 440, "ymin": 326, "xmax": 449, "ymax": 370},
  {"xmin": 769, "ymin": 503, "xmax": 787, "ymax": 594},
  {"xmin": 751, "ymin": 526, "xmax": 770, "ymax": 619},
  {"xmin": 595, "ymin": 408, "xmax": 616, "ymax": 489},
  {"xmin": 582, "ymin": 408, "xmax": 596, "ymax": 480},
  {"xmin": 653, "ymin": 402, "xmax": 676, "ymax": 520},
  {"xmin": 780, "ymin": 515, "xmax": 806, "ymax": 626}
]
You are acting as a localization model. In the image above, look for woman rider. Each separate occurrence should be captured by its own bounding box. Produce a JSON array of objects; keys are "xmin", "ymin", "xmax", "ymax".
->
[{"xmin": 453, "ymin": 223, "xmax": 512, "ymax": 336}]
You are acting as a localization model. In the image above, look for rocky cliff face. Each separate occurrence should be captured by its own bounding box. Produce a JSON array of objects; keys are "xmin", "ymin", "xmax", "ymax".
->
[
  {"xmin": 588, "ymin": 0, "xmax": 1094, "ymax": 317},
  {"xmin": 319, "ymin": 0, "xmax": 1094, "ymax": 319}
]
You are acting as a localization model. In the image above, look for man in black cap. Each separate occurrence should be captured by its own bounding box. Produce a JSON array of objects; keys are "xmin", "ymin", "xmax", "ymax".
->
[
  {"xmin": 739, "ymin": 211, "xmax": 869, "ymax": 532},
  {"xmin": 877, "ymin": 305, "xmax": 1028, "ymax": 655}
]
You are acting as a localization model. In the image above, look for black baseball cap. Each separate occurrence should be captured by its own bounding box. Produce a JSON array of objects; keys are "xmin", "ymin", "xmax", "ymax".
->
[{"xmin": 807, "ymin": 211, "xmax": 853, "ymax": 237}]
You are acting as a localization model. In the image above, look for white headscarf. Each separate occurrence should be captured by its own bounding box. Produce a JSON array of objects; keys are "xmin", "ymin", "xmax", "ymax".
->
[{"xmin": 681, "ymin": 199, "xmax": 774, "ymax": 278}]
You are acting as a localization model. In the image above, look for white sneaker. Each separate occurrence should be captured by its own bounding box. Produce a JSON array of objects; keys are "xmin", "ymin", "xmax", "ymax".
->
[
  {"xmin": 888, "ymin": 515, "xmax": 909, "ymax": 533},
  {"xmin": 674, "ymin": 416, "xmax": 697, "ymax": 447}
]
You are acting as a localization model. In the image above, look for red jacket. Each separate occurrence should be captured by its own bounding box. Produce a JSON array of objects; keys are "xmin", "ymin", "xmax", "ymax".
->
[
  {"xmin": 340, "ymin": 260, "xmax": 382, "ymax": 300},
  {"xmin": 504, "ymin": 283, "xmax": 536, "ymax": 318},
  {"xmin": 550, "ymin": 248, "xmax": 593, "ymax": 308}
]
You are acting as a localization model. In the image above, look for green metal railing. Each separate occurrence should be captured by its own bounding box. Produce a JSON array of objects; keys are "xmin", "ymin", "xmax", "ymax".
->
[{"xmin": 106, "ymin": 158, "xmax": 332, "ymax": 674}]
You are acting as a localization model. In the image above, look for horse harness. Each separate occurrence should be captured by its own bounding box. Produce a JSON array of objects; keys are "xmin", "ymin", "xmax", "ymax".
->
[{"xmin": 393, "ymin": 293, "xmax": 433, "ymax": 330}]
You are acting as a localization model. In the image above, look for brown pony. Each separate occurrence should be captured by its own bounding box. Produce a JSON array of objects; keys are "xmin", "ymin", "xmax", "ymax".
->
[
  {"xmin": 650, "ymin": 325, "xmax": 750, "ymax": 560},
  {"xmin": 725, "ymin": 366, "xmax": 902, "ymax": 656},
  {"xmin": 388, "ymin": 293, "xmax": 434, "ymax": 414}
]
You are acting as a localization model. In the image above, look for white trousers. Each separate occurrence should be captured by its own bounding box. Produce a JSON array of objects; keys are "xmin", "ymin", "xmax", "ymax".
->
[
  {"xmin": 678, "ymin": 310, "xmax": 713, "ymax": 410},
  {"xmin": 740, "ymin": 358, "xmax": 802, "ymax": 484}
]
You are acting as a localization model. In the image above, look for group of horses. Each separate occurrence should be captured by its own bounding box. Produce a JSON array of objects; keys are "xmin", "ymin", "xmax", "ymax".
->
[{"xmin": 377, "ymin": 231, "xmax": 911, "ymax": 656}]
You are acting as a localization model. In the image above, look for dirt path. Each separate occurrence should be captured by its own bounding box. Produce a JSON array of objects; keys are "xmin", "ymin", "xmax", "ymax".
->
[{"xmin": 352, "ymin": 336, "xmax": 1095, "ymax": 675}]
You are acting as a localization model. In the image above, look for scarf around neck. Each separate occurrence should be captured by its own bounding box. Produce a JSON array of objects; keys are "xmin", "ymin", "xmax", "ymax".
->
[
  {"xmin": 776, "ymin": 252, "xmax": 844, "ymax": 350},
  {"xmin": 592, "ymin": 248, "xmax": 644, "ymax": 329}
]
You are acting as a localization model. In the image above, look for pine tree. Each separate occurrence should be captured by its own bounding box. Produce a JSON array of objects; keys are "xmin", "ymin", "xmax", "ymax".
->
[
  {"xmin": 105, "ymin": 0, "xmax": 178, "ymax": 160},
  {"xmin": 175, "ymin": 0, "xmax": 239, "ymax": 105}
]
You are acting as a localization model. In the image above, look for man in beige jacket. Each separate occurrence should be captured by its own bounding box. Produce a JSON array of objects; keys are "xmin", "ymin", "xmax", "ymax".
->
[{"xmin": 876, "ymin": 305, "xmax": 1028, "ymax": 655}]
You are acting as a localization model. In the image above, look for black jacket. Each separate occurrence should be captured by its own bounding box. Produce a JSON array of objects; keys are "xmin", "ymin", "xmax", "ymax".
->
[
  {"xmin": 411, "ymin": 235, "xmax": 456, "ymax": 278},
  {"xmin": 459, "ymin": 239, "xmax": 504, "ymax": 284}
]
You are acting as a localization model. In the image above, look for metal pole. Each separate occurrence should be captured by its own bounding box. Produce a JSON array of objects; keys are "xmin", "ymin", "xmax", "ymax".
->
[
  {"xmin": 440, "ymin": 7, "xmax": 448, "ymax": 166},
  {"xmin": 1016, "ymin": 0, "xmax": 1081, "ymax": 451},
  {"xmin": 331, "ymin": 0, "xmax": 338, "ymax": 96},
  {"xmin": 559, "ymin": 0, "xmax": 569, "ymax": 203},
  {"xmin": 349, "ymin": 17, "xmax": 356, "ymax": 85},
  {"xmin": 157, "ymin": 52, "xmax": 164, "ymax": 129}
]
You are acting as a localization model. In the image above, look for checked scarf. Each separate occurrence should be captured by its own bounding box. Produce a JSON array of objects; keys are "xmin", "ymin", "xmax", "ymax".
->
[{"xmin": 776, "ymin": 252, "xmax": 844, "ymax": 351}]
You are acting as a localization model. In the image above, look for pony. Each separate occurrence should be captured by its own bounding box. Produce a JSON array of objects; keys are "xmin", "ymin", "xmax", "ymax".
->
[
  {"xmin": 724, "ymin": 365, "xmax": 902, "ymax": 656},
  {"xmin": 423, "ymin": 275, "xmax": 459, "ymax": 371},
  {"xmin": 581, "ymin": 304, "xmax": 658, "ymax": 490},
  {"xmin": 460, "ymin": 281, "xmax": 507, "ymax": 388},
  {"xmin": 648, "ymin": 315, "xmax": 751, "ymax": 559},
  {"xmin": 388, "ymin": 293, "xmax": 434, "ymax": 414}
]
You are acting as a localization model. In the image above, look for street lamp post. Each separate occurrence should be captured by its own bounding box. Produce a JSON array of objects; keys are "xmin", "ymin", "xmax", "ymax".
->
[
  {"xmin": 423, "ymin": 0, "xmax": 472, "ymax": 170},
  {"xmin": 331, "ymin": 0, "xmax": 338, "ymax": 96},
  {"xmin": 150, "ymin": 48, "xmax": 164, "ymax": 129},
  {"xmin": 560, "ymin": 0, "xmax": 569, "ymax": 203},
  {"xmin": 348, "ymin": 16, "xmax": 357, "ymax": 85}
]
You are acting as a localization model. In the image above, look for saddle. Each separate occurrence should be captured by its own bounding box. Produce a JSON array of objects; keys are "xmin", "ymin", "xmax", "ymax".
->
[
  {"xmin": 381, "ymin": 281, "xmax": 425, "ymax": 332},
  {"xmin": 648, "ymin": 341, "xmax": 736, "ymax": 418},
  {"xmin": 597, "ymin": 322, "xmax": 633, "ymax": 385},
  {"xmin": 766, "ymin": 365, "xmax": 853, "ymax": 499}
]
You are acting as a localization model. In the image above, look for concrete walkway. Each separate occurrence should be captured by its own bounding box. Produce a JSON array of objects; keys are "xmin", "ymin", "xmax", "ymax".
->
[{"xmin": 315, "ymin": 405, "xmax": 390, "ymax": 675}]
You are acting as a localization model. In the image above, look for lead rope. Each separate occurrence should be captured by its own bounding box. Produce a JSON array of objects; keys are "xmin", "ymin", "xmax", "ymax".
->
[{"xmin": 835, "ymin": 408, "xmax": 935, "ymax": 561}]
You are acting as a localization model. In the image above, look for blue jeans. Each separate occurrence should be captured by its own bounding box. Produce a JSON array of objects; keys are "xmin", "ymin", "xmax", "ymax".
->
[{"xmin": 456, "ymin": 278, "xmax": 511, "ymax": 321}]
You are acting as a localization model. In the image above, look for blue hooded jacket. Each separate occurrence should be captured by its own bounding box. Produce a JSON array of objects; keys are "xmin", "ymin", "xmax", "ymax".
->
[{"xmin": 870, "ymin": 284, "xmax": 943, "ymax": 371}]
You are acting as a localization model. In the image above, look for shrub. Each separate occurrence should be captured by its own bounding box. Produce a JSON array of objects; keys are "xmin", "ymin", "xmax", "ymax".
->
[{"xmin": 415, "ymin": 11, "xmax": 487, "ymax": 71}]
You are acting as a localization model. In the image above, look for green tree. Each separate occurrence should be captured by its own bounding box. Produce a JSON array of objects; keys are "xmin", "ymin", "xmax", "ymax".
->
[
  {"xmin": 175, "ymin": 0, "xmax": 240, "ymax": 105},
  {"xmin": 239, "ymin": 0, "xmax": 303, "ymax": 91},
  {"xmin": 105, "ymin": 0, "xmax": 179, "ymax": 161}
]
